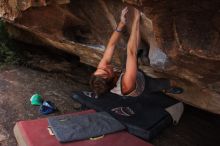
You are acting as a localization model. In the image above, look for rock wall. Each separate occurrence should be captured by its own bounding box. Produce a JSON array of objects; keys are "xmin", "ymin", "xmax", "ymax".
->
[
  {"xmin": 0, "ymin": 0, "xmax": 220, "ymax": 114},
  {"xmin": 0, "ymin": 0, "xmax": 70, "ymax": 20}
]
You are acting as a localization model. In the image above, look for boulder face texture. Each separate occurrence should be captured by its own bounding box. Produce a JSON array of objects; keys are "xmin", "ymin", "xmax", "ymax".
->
[{"xmin": 1, "ymin": 0, "xmax": 220, "ymax": 114}]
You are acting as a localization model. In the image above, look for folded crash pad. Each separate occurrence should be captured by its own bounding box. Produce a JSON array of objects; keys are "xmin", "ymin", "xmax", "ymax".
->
[
  {"xmin": 14, "ymin": 110, "xmax": 153, "ymax": 146},
  {"xmin": 72, "ymin": 91, "xmax": 182, "ymax": 140},
  {"xmin": 48, "ymin": 112, "xmax": 125, "ymax": 142}
]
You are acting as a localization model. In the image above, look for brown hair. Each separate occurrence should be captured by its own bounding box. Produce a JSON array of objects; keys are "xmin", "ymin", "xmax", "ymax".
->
[{"xmin": 89, "ymin": 74, "xmax": 113, "ymax": 96}]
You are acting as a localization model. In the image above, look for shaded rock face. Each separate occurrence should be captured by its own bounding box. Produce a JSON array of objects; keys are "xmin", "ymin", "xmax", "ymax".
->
[
  {"xmin": 0, "ymin": 0, "xmax": 70, "ymax": 20},
  {"xmin": 0, "ymin": 0, "xmax": 220, "ymax": 114}
]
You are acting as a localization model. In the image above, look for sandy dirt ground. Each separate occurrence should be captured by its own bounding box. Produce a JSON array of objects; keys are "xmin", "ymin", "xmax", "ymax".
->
[{"xmin": 0, "ymin": 47, "xmax": 220, "ymax": 146}]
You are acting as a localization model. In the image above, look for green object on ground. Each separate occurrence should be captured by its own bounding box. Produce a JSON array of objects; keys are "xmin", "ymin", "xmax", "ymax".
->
[{"xmin": 30, "ymin": 93, "xmax": 43, "ymax": 106}]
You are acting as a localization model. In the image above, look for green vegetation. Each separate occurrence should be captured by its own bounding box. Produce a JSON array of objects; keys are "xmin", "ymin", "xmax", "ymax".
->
[{"xmin": 0, "ymin": 20, "xmax": 20, "ymax": 68}]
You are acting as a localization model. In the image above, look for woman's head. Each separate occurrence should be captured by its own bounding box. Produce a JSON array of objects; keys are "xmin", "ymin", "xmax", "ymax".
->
[{"xmin": 90, "ymin": 66, "xmax": 114, "ymax": 96}]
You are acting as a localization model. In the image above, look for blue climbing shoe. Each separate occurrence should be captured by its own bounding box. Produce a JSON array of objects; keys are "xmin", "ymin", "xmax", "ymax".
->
[
  {"xmin": 166, "ymin": 87, "xmax": 183, "ymax": 94},
  {"xmin": 39, "ymin": 101, "xmax": 57, "ymax": 115}
]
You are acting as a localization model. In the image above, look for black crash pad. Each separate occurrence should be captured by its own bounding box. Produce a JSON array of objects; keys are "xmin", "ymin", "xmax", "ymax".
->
[{"xmin": 72, "ymin": 91, "xmax": 179, "ymax": 140}]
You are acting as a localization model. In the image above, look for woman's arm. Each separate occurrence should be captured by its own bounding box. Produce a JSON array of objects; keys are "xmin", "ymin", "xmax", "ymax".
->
[
  {"xmin": 121, "ymin": 9, "xmax": 140, "ymax": 95},
  {"xmin": 98, "ymin": 7, "xmax": 128, "ymax": 68}
]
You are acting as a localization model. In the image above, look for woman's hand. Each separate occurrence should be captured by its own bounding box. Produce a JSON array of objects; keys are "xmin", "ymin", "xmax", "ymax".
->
[
  {"xmin": 120, "ymin": 7, "xmax": 128, "ymax": 24},
  {"xmin": 133, "ymin": 8, "xmax": 141, "ymax": 21}
]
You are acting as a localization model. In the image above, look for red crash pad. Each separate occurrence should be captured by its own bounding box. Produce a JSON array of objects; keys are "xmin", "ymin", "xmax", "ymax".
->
[{"xmin": 14, "ymin": 110, "xmax": 153, "ymax": 146}]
